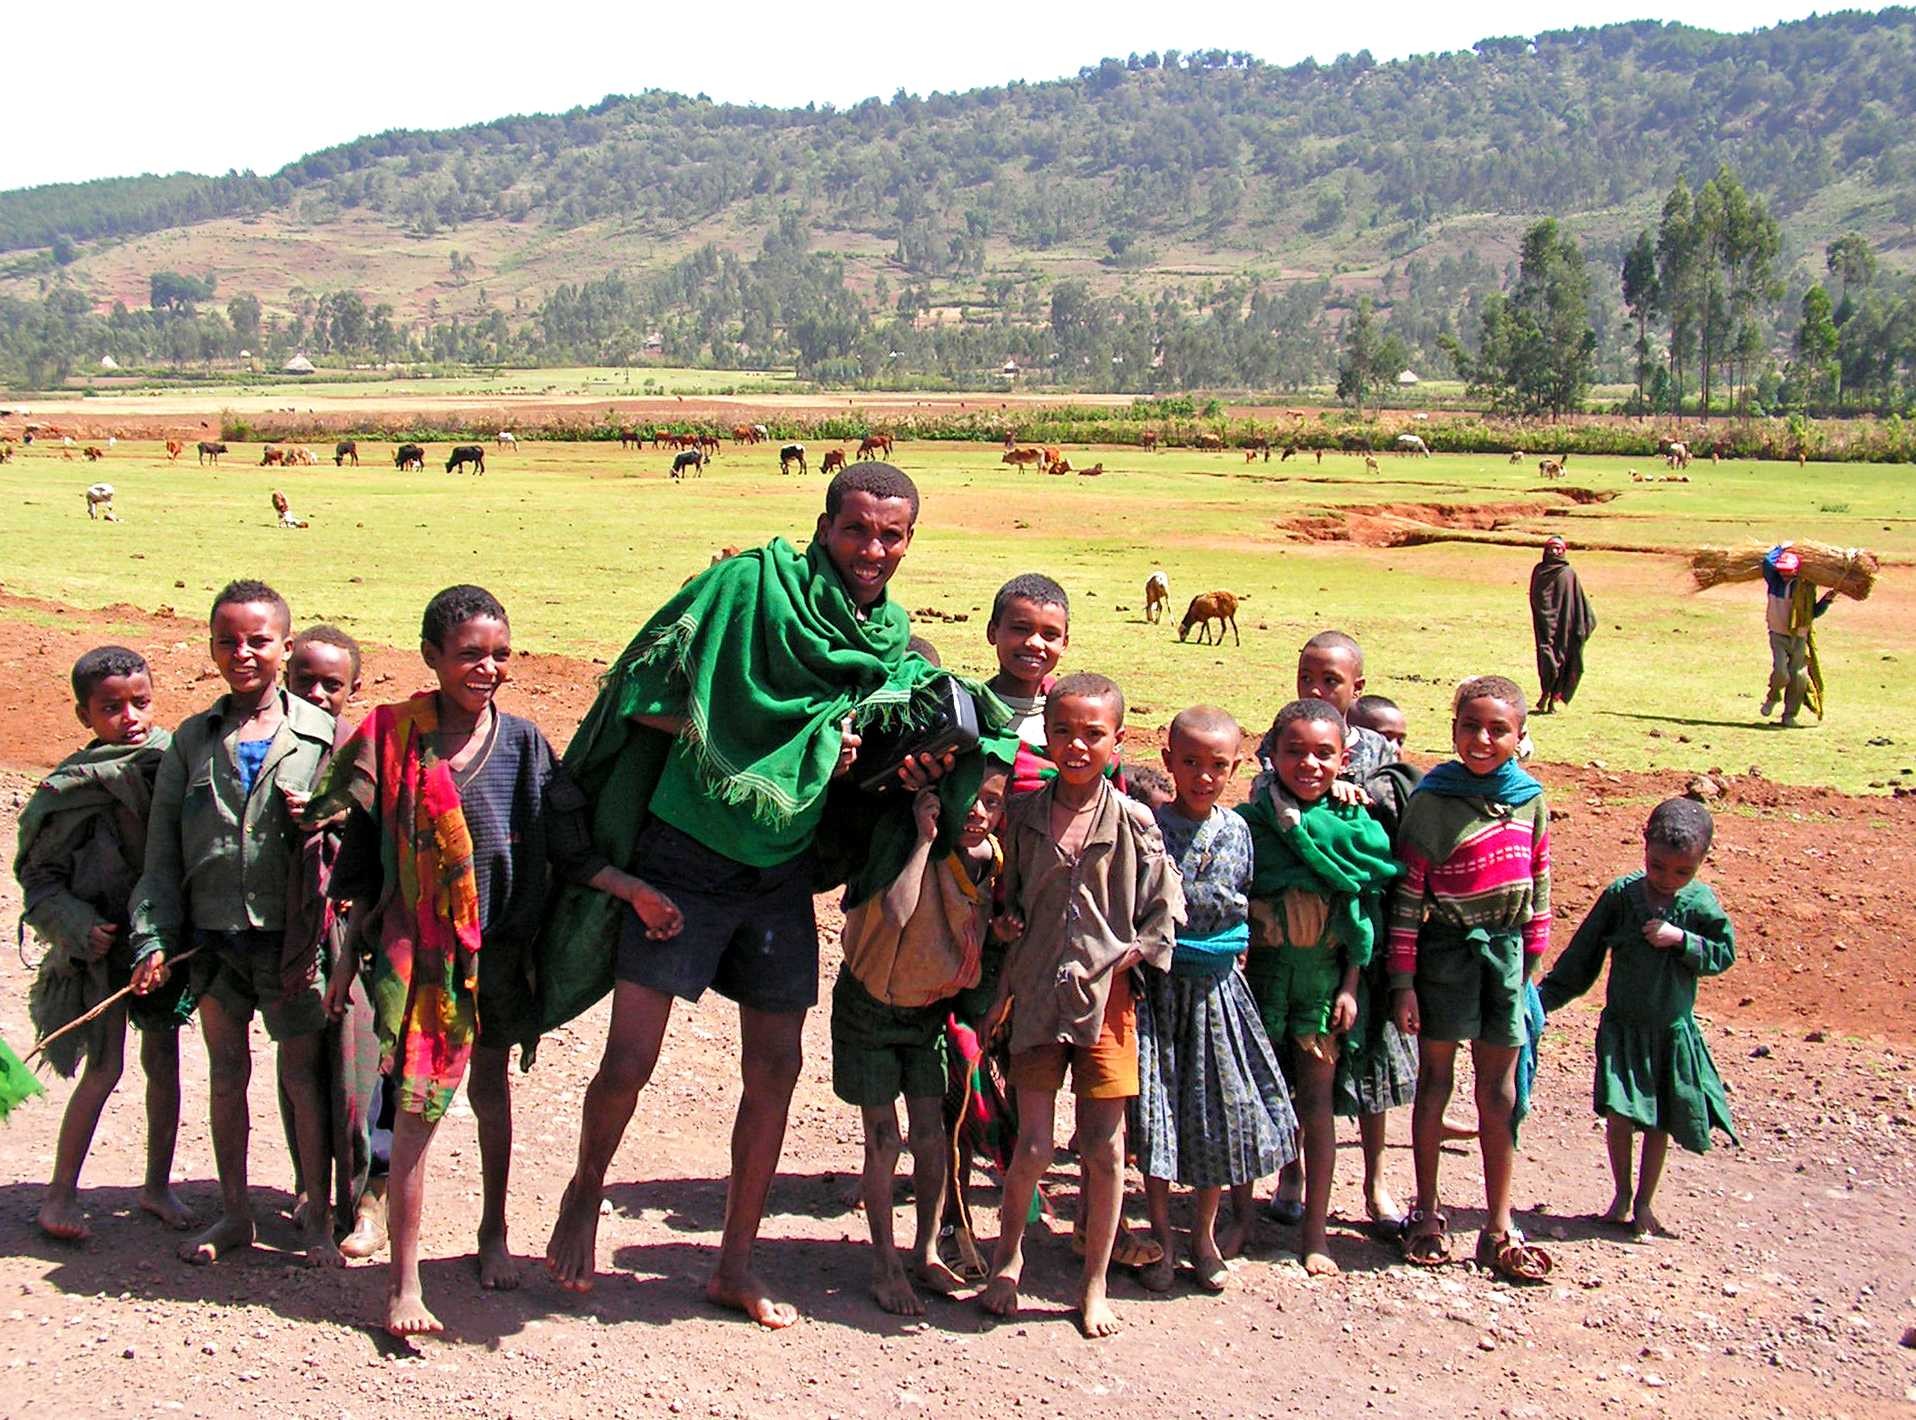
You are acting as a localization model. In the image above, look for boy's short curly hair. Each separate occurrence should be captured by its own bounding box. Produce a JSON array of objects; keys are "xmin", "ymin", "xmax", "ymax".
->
[
  {"xmin": 1047, "ymin": 671, "xmax": 1124, "ymax": 725},
  {"xmin": 824, "ymin": 462, "xmax": 920, "ymax": 521},
  {"xmin": 1302, "ymin": 629, "xmax": 1363, "ymax": 671},
  {"xmin": 990, "ymin": 573, "xmax": 1069, "ymax": 627},
  {"xmin": 1646, "ymin": 797, "xmax": 1715, "ymax": 854},
  {"xmin": 422, "ymin": 585, "xmax": 508, "ymax": 646},
  {"xmin": 1453, "ymin": 675, "xmax": 1527, "ymax": 718},
  {"xmin": 1271, "ymin": 697, "xmax": 1347, "ymax": 743},
  {"xmin": 292, "ymin": 624, "xmax": 362, "ymax": 680},
  {"xmin": 211, "ymin": 579, "xmax": 290, "ymax": 633},
  {"xmin": 1167, "ymin": 704, "xmax": 1240, "ymax": 745},
  {"xmin": 1123, "ymin": 764, "xmax": 1174, "ymax": 804},
  {"xmin": 71, "ymin": 645, "xmax": 148, "ymax": 703}
]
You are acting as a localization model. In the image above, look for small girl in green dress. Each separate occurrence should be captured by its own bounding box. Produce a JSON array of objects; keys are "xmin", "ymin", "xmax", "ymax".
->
[{"xmin": 1539, "ymin": 797, "xmax": 1736, "ymax": 1240}]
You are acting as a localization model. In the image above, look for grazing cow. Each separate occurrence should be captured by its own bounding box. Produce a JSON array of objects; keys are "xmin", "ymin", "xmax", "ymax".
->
[
  {"xmin": 271, "ymin": 489, "xmax": 309, "ymax": 529},
  {"xmin": 1363, "ymin": 455, "xmax": 1380, "ymax": 474},
  {"xmin": 855, "ymin": 434, "xmax": 889, "ymax": 461},
  {"xmin": 1396, "ymin": 434, "xmax": 1431, "ymax": 457},
  {"xmin": 1179, "ymin": 590, "xmax": 1241, "ymax": 647},
  {"xmin": 1245, "ymin": 449, "xmax": 1260, "ymax": 463},
  {"xmin": 495, "ymin": 431, "xmax": 517, "ymax": 449},
  {"xmin": 394, "ymin": 443, "xmax": 425, "ymax": 471},
  {"xmin": 1280, "ymin": 445, "xmax": 1296, "ymax": 462},
  {"xmin": 697, "ymin": 434, "xmax": 721, "ymax": 457},
  {"xmin": 1139, "ymin": 430, "xmax": 1159, "ymax": 451},
  {"xmin": 1196, "ymin": 433, "xmax": 1224, "ymax": 452},
  {"xmin": 779, "ymin": 442, "xmax": 807, "ymax": 476},
  {"xmin": 820, "ymin": 448, "xmax": 847, "ymax": 476},
  {"xmin": 1078, "ymin": 462, "xmax": 1104, "ymax": 477},
  {"xmin": 84, "ymin": 483, "xmax": 117, "ymax": 521},
  {"xmin": 334, "ymin": 440, "xmax": 359, "ymax": 466},
  {"xmin": 82, "ymin": 445, "xmax": 105, "ymax": 461},
  {"xmin": 261, "ymin": 447, "xmax": 286, "ymax": 467},
  {"xmin": 1143, "ymin": 570, "xmax": 1170, "ymax": 624},
  {"xmin": 619, "ymin": 427, "xmax": 642, "ymax": 449},
  {"xmin": 165, "ymin": 440, "xmax": 184, "ymax": 461},
  {"xmin": 1538, "ymin": 457, "xmax": 1566, "ymax": 480},
  {"xmin": 446, "ymin": 445, "xmax": 486, "ymax": 475},
  {"xmin": 751, "ymin": 423, "xmax": 768, "ymax": 443},
  {"xmin": 197, "ymin": 441, "xmax": 228, "ymax": 465},
  {"xmin": 1508, "ymin": 449, "xmax": 1525, "ymax": 465},
  {"xmin": 1243, "ymin": 437, "xmax": 1271, "ymax": 460},
  {"xmin": 732, "ymin": 424, "xmax": 757, "ymax": 445},
  {"xmin": 1002, "ymin": 447, "xmax": 1044, "ymax": 469},
  {"xmin": 1663, "ymin": 440, "xmax": 1691, "ymax": 470},
  {"xmin": 671, "ymin": 449, "xmax": 704, "ymax": 479}
]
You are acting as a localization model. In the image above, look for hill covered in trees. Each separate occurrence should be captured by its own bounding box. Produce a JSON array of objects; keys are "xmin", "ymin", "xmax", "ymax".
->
[{"xmin": 3, "ymin": 10, "xmax": 1915, "ymax": 403}]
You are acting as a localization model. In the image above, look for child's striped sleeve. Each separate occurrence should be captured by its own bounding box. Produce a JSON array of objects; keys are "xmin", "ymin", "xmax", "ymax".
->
[
  {"xmin": 1523, "ymin": 801, "xmax": 1552, "ymax": 960},
  {"xmin": 1386, "ymin": 846, "xmax": 1430, "ymax": 989}
]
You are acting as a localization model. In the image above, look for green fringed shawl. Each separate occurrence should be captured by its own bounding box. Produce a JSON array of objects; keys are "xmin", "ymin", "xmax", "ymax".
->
[
  {"xmin": 1237, "ymin": 775, "xmax": 1401, "ymax": 966},
  {"xmin": 538, "ymin": 537, "xmax": 963, "ymax": 1028}
]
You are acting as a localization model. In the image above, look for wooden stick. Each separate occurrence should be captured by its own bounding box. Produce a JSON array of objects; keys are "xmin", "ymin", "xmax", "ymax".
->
[{"xmin": 24, "ymin": 947, "xmax": 199, "ymax": 1063}]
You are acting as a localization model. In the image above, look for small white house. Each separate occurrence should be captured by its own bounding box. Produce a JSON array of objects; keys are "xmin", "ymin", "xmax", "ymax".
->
[
  {"xmin": 283, "ymin": 354, "xmax": 316, "ymax": 375},
  {"xmin": 1396, "ymin": 369, "xmax": 1421, "ymax": 386},
  {"xmin": 1000, "ymin": 359, "xmax": 1019, "ymax": 377},
  {"xmin": 98, "ymin": 355, "xmax": 120, "ymax": 370}
]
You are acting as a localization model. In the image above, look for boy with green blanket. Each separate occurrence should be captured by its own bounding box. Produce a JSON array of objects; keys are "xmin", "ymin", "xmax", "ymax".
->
[
  {"xmin": 1238, "ymin": 698, "xmax": 1400, "ymax": 1276},
  {"xmin": 542, "ymin": 464, "xmax": 964, "ymax": 1329},
  {"xmin": 19, "ymin": 647, "xmax": 190, "ymax": 1241}
]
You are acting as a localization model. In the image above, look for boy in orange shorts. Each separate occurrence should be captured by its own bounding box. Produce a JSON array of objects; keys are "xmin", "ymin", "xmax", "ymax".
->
[{"xmin": 979, "ymin": 673, "xmax": 1182, "ymax": 1337}]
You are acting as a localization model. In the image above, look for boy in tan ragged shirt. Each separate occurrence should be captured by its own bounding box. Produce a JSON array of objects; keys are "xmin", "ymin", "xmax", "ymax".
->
[
  {"xmin": 980, "ymin": 673, "xmax": 1183, "ymax": 1338},
  {"xmin": 832, "ymin": 762, "xmax": 1010, "ymax": 1318}
]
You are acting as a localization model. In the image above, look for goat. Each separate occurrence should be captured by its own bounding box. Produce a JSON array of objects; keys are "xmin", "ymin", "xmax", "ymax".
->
[{"xmin": 1179, "ymin": 590, "xmax": 1241, "ymax": 647}]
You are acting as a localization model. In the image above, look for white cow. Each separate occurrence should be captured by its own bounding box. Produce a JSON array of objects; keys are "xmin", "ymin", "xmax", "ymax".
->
[
  {"xmin": 85, "ymin": 483, "xmax": 117, "ymax": 520},
  {"xmin": 1395, "ymin": 433, "xmax": 1431, "ymax": 457},
  {"xmin": 496, "ymin": 431, "xmax": 517, "ymax": 447}
]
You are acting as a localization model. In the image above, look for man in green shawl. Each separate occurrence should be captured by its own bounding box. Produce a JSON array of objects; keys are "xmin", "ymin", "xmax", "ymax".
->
[{"xmin": 543, "ymin": 464, "xmax": 950, "ymax": 1327}]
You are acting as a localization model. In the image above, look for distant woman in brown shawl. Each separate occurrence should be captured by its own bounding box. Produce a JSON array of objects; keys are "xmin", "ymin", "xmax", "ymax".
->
[{"xmin": 1530, "ymin": 536, "xmax": 1596, "ymax": 713}]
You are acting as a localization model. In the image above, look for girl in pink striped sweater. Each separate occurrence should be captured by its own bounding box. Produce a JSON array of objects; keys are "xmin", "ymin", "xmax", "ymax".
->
[{"xmin": 1388, "ymin": 675, "xmax": 1554, "ymax": 1282}]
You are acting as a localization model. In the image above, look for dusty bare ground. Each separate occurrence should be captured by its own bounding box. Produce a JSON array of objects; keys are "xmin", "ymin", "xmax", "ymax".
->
[{"xmin": 0, "ymin": 598, "xmax": 1912, "ymax": 1419}]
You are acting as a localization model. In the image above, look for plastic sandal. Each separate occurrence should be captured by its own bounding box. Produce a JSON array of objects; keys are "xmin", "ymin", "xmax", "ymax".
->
[
  {"xmin": 1475, "ymin": 1227, "xmax": 1554, "ymax": 1283},
  {"xmin": 1400, "ymin": 1207, "xmax": 1452, "ymax": 1267}
]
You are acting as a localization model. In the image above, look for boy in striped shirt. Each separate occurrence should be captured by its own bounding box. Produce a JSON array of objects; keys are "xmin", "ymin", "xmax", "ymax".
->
[{"xmin": 1388, "ymin": 676, "xmax": 1554, "ymax": 1280}]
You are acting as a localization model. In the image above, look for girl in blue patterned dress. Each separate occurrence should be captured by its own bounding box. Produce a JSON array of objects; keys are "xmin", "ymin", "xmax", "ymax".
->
[{"xmin": 1134, "ymin": 708, "xmax": 1296, "ymax": 1291}]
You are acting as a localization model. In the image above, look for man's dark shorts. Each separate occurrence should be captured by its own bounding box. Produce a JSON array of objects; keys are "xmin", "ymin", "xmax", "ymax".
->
[
  {"xmin": 615, "ymin": 818, "xmax": 818, "ymax": 1014},
  {"xmin": 190, "ymin": 928, "xmax": 327, "ymax": 1041}
]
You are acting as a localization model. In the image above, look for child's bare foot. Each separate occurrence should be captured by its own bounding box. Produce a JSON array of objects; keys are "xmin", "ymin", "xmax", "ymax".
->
[
  {"xmin": 871, "ymin": 1256, "xmax": 924, "ymax": 1317},
  {"xmin": 1601, "ymin": 1195, "xmax": 1633, "ymax": 1227},
  {"xmin": 1631, "ymin": 1207, "xmax": 1676, "ymax": 1240},
  {"xmin": 1077, "ymin": 1281, "xmax": 1122, "ymax": 1339},
  {"xmin": 911, "ymin": 1253, "xmax": 966, "ymax": 1297},
  {"xmin": 979, "ymin": 1260, "xmax": 1023, "ymax": 1318},
  {"xmin": 706, "ymin": 1269, "xmax": 799, "ymax": 1329},
  {"xmin": 544, "ymin": 1178, "xmax": 602, "ymax": 1292},
  {"xmin": 1217, "ymin": 1214, "xmax": 1252, "ymax": 1260},
  {"xmin": 180, "ymin": 1213, "xmax": 255, "ymax": 1265},
  {"xmin": 37, "ymin": 1193, "xmax": 90, "ymax": 1242},
  {"xmin": 477, "ymin": 1229, "xmax": 520, "ymax": 1290},
  {"xmin": 302, "ymin": 1206, "xmax": 344, "ymax": 1268},
  {"xmin": 1439, "ymin": 1114, "xmax": 1476, "ymax": 1143},
  {"xmin": 386, "ymin": 1284, "xmax": 444, "ymax": 1338},
  {"xmin": 139, "ymin": 1186, "xmax": 194, "ymax": 1231},
  {"xmin": 1302, "ymin": 1250, "xmax": 1340, "ymax": 1277}
]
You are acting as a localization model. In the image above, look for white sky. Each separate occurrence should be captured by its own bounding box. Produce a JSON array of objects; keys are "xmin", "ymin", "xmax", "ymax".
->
[{"xmin": 0, "ymin": 0, "xmax": 1878, "ymax": 190}]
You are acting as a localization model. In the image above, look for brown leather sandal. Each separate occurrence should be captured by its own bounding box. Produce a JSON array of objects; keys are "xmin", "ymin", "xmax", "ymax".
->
[
  {"xmin": 1475, "ymin": 1227, "xmax": 1554, "ymax": 1283},
  {"xmin": 1400, "ymin": 1208, "xmax": 1452, "ymax": 1267}
]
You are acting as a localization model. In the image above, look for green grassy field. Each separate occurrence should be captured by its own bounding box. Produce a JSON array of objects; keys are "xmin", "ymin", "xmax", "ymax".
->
[
  {"xmin": 68, "ymin": 366, "xmax": 801, "ymax": 403},
  {"xmin": 2, "ymin": 441, "xmax": 1910, "ymax": 792}
]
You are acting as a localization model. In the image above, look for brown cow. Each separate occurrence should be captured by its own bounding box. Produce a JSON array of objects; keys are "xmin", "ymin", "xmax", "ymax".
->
[
  {"xmin": 697, "ymin": 434, "xmax": 721, "ymax": 457},
  {"xmin": 1139, "ymin": 430, "xmax": 1159, "ymax": 451},
  {"xmin": 820, "ymin": 449, "xmax": 847, "ymax": 475},
  {"xmin": 335, "ymin": 440, "xmax": 358, "ymax": 466},
  {"xmin": 1001, "ymin": 447, "xmax": 1044, "ymax": 469},
  {"xmin": 856, "ymin": 433, "xmax": 894, "ymax": 461},
  {"xmin": 1179, "ymin": 590, "xmax": 1241, "ymax": 647},
  {"xmin": 165, "ymin": 440, "xmax": 184, "ymax": 461},
  {"xmin": 1041, "ymin": 446, "xmax": 1062, "ymax": 468},
  {"xmin": 1363, "ymin": 455, "xmax": 1380, "ymax": 474},
  {"xmin": 261, "ymin": 447, "xmax": 287, "ymax": 466},
  {"xmin": 1196, "ymin": 433, "xmax": 1224, "ymax": 451},
  {"xmin": 619, "ymin": 426, "xmax": 642, "ymax": 449},
  {"xmin": 82, "ymin": 445, "xmax": 105, "ymax": 461},
  {"xmin": 1045, "ymin": 458, "xmax": 1071, "ymax": 476},
  {"xmin": 1143, "ymin": 570, "xmax": 1170, "ymax": 623},
  {"xmin": 732, "ymin": 424, "xmax": 757, "ymax": 444},
  {"xmin": 1077, "ymin": 462, "xmax": 1104, "ymax": 477}
]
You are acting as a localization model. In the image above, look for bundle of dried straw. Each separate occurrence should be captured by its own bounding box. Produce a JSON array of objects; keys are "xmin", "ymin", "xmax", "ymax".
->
[{"xmin": 1689, "ymin": 540, "xmax": 1878, "ymax": 600}]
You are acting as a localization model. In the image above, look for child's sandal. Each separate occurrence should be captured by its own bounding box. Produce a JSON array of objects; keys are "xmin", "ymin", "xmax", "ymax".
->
[
  {"xmin": 1400, "ymin": 1208, "xmax": 1452, "ymax": 1267},
  {"xmin": 1475, "ymin": 1227, "xmax": 1553, "ymax": 1283}
]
